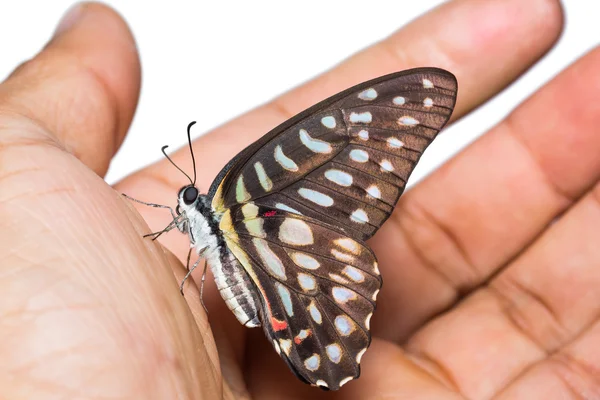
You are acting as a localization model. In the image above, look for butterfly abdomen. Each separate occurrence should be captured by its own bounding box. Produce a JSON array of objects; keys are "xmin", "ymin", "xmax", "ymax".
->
[
  {"xmin": 209, "ymin": 247, "xmax": 261, "ymax": 327},
  {"xmin": 184, "ymin": 196, "xmax": 261, "ymax": 327}
]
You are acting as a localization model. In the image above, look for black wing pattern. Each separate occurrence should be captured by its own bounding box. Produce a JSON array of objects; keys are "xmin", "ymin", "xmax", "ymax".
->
[
  {"xmin": 211, "ymin": 68, "xmax": 457, "ymax": 240},
  {"xmin": 219, "ymin": 203, "xmax": 381, "ymax": 390},
  {"xmin": 210, "ymin": 68, "xmax": 457, "ymax": 389}
]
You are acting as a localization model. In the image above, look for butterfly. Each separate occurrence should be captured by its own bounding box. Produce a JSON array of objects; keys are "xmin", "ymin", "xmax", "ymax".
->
[{"xmin": 127, "ymin": 68, "xmax": 457, "ymax": 390}]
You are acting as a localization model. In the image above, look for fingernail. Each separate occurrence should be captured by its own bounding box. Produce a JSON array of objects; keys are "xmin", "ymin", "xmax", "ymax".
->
[{"xmin": 54, "ymin": 3, "xmax": 84, "ymax": 36}]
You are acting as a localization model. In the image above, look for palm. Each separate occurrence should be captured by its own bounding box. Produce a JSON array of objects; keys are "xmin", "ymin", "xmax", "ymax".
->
[{"xmin": 3, "ymin": 2, "xmax": 600, "ymax": 399}]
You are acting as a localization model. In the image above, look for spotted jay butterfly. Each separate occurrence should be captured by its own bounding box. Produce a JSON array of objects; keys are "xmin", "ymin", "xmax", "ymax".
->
[{"xmin": 130, "ymin": 68, "xmax": 457, "ymax": 390}]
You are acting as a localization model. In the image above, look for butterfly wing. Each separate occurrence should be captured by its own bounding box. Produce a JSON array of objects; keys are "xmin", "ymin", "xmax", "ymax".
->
[
  {"xmin": 210, "ymin": 67, "xmax": 457, "ymax": 241},
  {"xmin": 208, "ymin": 68, "xmax": 457, "ymax": 389},
  {"xmin": 219, "ymin": 203, "xmax": 381, "ymax": 390}
]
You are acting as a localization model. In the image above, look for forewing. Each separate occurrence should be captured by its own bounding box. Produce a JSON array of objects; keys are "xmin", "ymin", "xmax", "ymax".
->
[
  {"xmin": 219, "ymin": 203, "xmax": 381, "ymax": 390},
  {"xmin": 211, "ymin": 68, "xmax": 457, "ymax": 241}
]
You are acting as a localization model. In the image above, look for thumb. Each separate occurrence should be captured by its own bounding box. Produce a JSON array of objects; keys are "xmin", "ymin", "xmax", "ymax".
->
[{"xmin": 0, "ymin": 2, "xmax": 141, "ymax": 176}]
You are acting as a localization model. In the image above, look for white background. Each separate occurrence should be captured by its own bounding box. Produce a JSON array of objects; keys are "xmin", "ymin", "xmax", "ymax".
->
[{"xmin": 0, "ymin": 1, "xmax": 597, "ymax": 186}]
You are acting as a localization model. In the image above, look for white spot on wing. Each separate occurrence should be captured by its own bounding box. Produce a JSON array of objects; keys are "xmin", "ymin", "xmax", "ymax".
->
[
  {"xmin": 393, "ymin": 96, "xmax": 406, "ymax": 105},
  {"xmin": 236, "ymin": 175, "xmax": 251, "ymax": 203},
  {"xmin": 279, "ymin": 218, "xmax": 314, "ymax": 246},
  {"xmin": 279, "ymin": 339, "xmax": 292, "ymax": 356},
  {"xmin": 253, "ymin": 238, "xmax": 286, "ymax": 279},
  {"xmin": 365, "ymin": 312, "xmax": 373, "ymax": 329},
  {"xmin": 274, "ymin": 145, "xmax": 298, "ymax": 172},
  {"xmin": 329, "ymin": 273, "xmax": 349, "ymax": 284},
  {"xmin": 326, "ymin": 344, "xmax": 342, "ymax": 363},
  {"xmin": 316, "ymin": 380, "xmax": 328, "ymax": 388},
  {"xmin": 423, "ymin": 97, "xmax": 434, "ymax": 108},
  {"xmin": 366, "ymin": 185, "xmax": 381, "ymax": 199},
  {"xmin": 373, "ymin": 261, "xmax": 380, "ymax": 275},
  {"xmin": 387, "ymin": 137, "xmax": 404, "ymax": 148},
  {"xmin": 372, "ymin": 288, "xmax": 380, "ymax": 301},
  {"xmin": 356, "ymin": 348, "xmax": 367, "ymax": 363},
  {"xmin": 358, "ymin": 88, "xmax": 377, "ymax": 100},
  {"xmin": 291, "ymin": 252, "xmax": 320, "ymax": 269},
  {"xmin": 340, "ymin": 377, "xmax": 353, "ymax": 387},
  {"xmin": 358, "ymin": 130, "xmax": 369, "ymax": 140},
  {"xmin": 334, "ymin": 238, "xmax": 360, "ymax": 254},
  {"xmin": 276, "ymin": 283, "xmax": 294, "ymax": 316},
  {"xmin": 241, "ymin": 203, "xmax": 259, "ymax": 219},
  {"xmin": 331, "ymin": 249, "xmax": 355, "ymax": 262},
  {"xmin": 254, "ymin": 162, "xmax": 273, "ymax": 191},
  {"xmin": 334, "ymin": 315, "xmax": 355, "ymax": 336},
  {"xmin": 349, "ymin": 149, "xmax": 369, "ymax": 163},
  {"xmin": 275, "ymin": 203, "xmax": 302, "ymax": 215},
  {"xmin": 273, "ymin": 339, "xmax": 281, "ymax": 355},
  {"xmin": 325, "ymin": 169, "xmax": 353, "ymax": 187},
  {"xmin": 398, "ymin": 116, "xmax": 419, "ymax": 126},
  {"xmin": 332, "ymin": 287, "xmax": 358, "ymax": 303},
  {"xmin": 308, "ymin": 301, "xmax": 322, "ymax": 324},
  {"xmin": 298, "ymin": 273, "xmax": 317, "ymax": 291},
  {"xmin": 296, "ymin": 329, "xmax": 310, "ymax": 341},
  {"xmin": 380, "ymin": 159, "xmax": 394, "ymax": 172},
  {"xmin": 298, "ymin": 188, "xmax": 334, "ymax": 207},
  {"xmin": 244, "ymin": 218, "xmax": 265, "ymax": 238},
  {"xmin": 321, "ymin": 116, "xmax": 336, "ymax": 129},
  {"xmin": 304, "ymin": 354, "xmax": 320, "ymax": 371},
  {"xmin": 423, "ymin": 78, "xmax": 434, "ymax": 88},
  {"xmin": 350, "ymin": 209, "xmax": 369, "ymax": 224},
  {"xmin": 299, "ymin": 129, "xmax": 332, "ymax": 153},
  {"xmin": 343, "ymin": 266, "xmax": 365, "ymax": 283},
  {"xmin": 349, "ymin": 111, "xmax": 372, "ymax": 124}
]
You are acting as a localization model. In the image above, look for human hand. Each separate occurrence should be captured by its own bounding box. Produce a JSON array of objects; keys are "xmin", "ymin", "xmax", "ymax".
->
[{"xmin": 4, "ymin": 1, "xmax": 598, "ymax": 399}]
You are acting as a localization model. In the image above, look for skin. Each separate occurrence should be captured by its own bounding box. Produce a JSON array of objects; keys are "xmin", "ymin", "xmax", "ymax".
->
[{"xmin": 2, "ymin": 0, "xmax": 600, "ymax": 398}]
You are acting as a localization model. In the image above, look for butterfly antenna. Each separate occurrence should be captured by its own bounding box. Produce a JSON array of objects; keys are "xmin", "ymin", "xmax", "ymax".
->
[
  {"xmin": 161, "ymin": 145, "xmax": 194, "ymax": 185},
  {"xmin": 187, "ymin": 121, "xmax": 197, "ymax": 185}
]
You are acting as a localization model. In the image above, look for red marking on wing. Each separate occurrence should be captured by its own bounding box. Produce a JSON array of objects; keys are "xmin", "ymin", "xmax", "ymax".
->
[
  {"xmin": 294, "ymin": 329, "xmax": 312, "ymax": 344},
  {"xmin": 271, "ymin": 317, "xmax": 288, "ymax": 331},
  {"xmin": 264, "ymin": 210, "xmax": 277, "ymax": 217}
]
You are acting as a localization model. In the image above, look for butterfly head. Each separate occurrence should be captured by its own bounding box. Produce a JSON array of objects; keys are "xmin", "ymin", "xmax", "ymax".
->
[
  {"xmin": 176, "ymin": 184, "xmax": 204, "ymax": 217},
  {"xmin": 180, "ymin": 185, "xmax": 199, "ymax": 206}
]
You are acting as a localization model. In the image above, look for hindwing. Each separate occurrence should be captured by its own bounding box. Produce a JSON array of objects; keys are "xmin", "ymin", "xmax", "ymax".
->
[{"xmin": 219, "ymin": 203, "xmax": 381, "ymax": 390}]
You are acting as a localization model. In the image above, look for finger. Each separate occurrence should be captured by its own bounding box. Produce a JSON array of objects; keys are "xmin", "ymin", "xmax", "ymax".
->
[
  {"xmin": 371, "ymin": 46, "xmax": 600, "ymax": 342},
  {"xmin": 403, "ymin": 181, "xmax": 600, "ymax": 399},
  {"xmin": 493, "ymin": 187, "xmax": 600, "ymax": 398},
  {"xmin": 0, "ymin": 2, "xmax": 141, "ymax": 175},
  {"xmin": 496, "ymin": 324, "xmax": 600, "ymax": 398},
  {"xmin": 0, "ymin": 139, "xmax": 220, "ymax": 397}
]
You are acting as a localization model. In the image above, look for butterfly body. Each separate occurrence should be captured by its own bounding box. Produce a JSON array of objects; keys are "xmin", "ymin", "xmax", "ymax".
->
[
  {"xmin": 164, "ymin": 68, "xmax": 457, "ymax": 390},
  {"xmin": 178, "ymin": 190, "xmax": 261, "ymax": 327}
]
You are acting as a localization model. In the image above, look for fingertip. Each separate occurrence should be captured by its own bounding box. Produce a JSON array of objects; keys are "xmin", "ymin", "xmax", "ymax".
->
[
  {"xmin": 1, "ymin": 2, "xmax": 141, "ymax": 175},
  {"xmin": 50, "ymin": 2, "xmax": 142, "ymax": 141}
]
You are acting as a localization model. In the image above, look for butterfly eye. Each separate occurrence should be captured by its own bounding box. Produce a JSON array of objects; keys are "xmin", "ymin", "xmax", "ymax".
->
[{"xmin": 183, "ymin": 186, "xmax": 198, "ymax": 205}]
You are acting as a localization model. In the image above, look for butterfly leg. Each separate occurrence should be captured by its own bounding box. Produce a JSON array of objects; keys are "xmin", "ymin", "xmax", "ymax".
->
[
  {"xmin": 179, "ymin": 246, "xmax": 209, "ymax": 313},
  {"xmin": 142, "ymin": 216, "xmax": 184, "ymax": 240},
  {"xmin": 180, "ymin": 256, "xmax": 201, "ymax": 295},
  {"xmin": 198, "ymin": 259, "xmax": 208, "ymax": 313},
  {"xmin": 121, "ymin": 193, "xmax": 178, "ymax": 220},
  {"xmin": 122, "ymin": 193, "xmax": 189, "ymax": 239}
]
